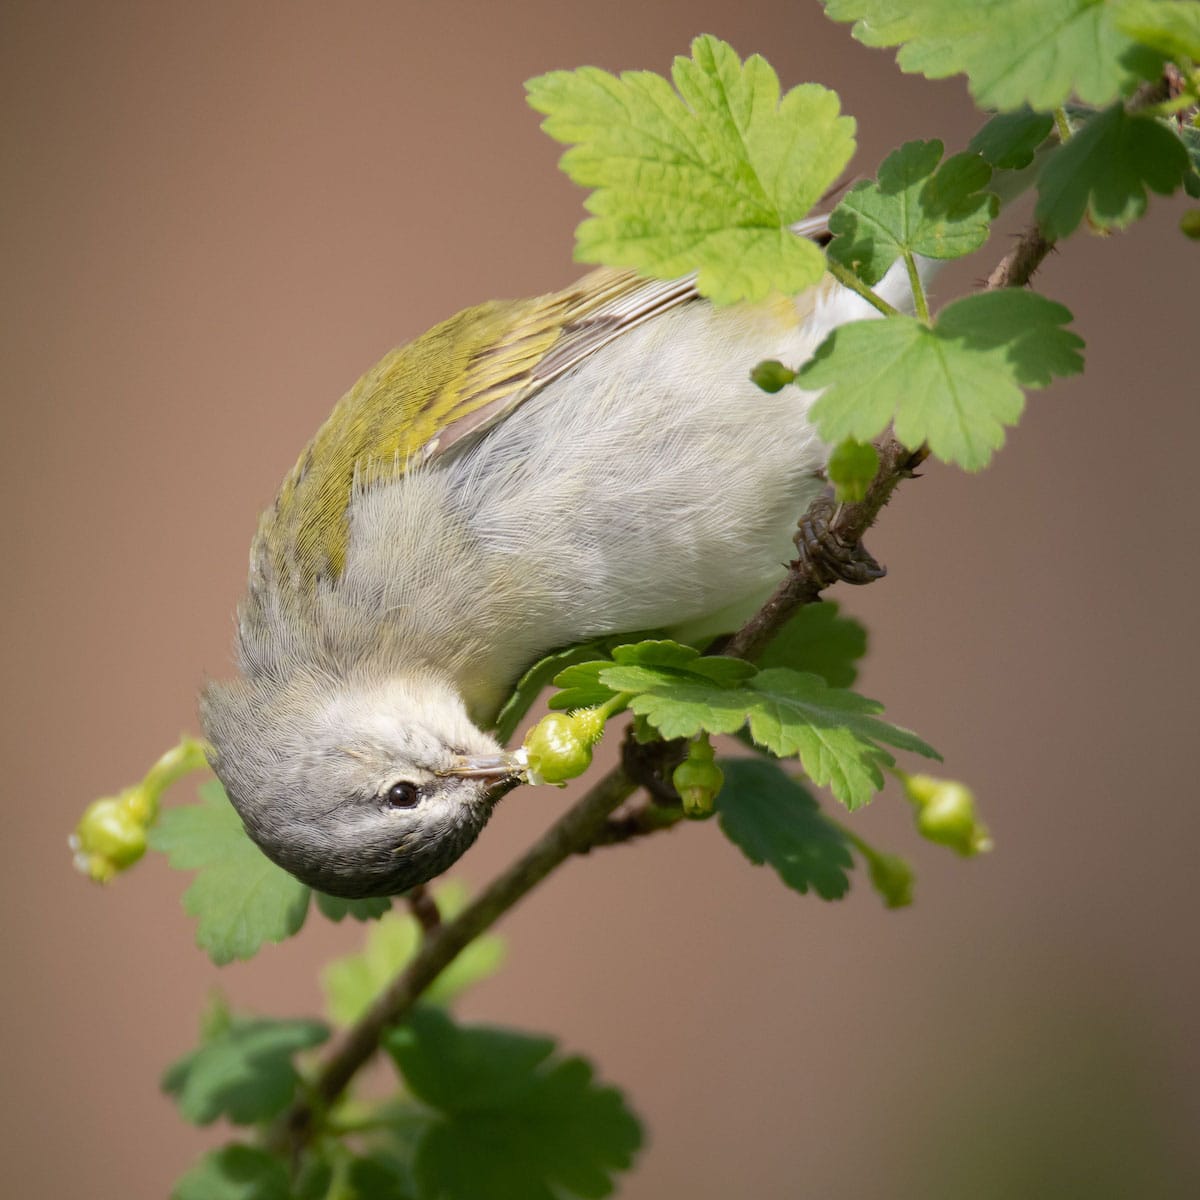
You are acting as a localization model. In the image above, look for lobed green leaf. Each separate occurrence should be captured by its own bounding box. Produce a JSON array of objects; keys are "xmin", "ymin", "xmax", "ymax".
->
[
  {"xmin": 526, "ymin": 34, "xmax": 855, "ymax": 303},
  {"xmin": 968, "ymin": 107, "xmax": 1056, "ymax": 170},
  {"xmin": 755, "ymin": 601, "xmax": 868, "ymax": 688},
  {"xmin": 828, "ymin": 139, "xmax": 996, "ymax": 285},
  {"xmin": 149, "ymin": 780, "xmax": 311, "ymax": 965},
  {"xmin": 1116, "ymin": 0, "xmax": 1200, "ymax": 62},
  {"xmin": 1036, "ymin": 104, "xmax": 1193, "ymax": 238},
  {"xmin": 385, "ymin": 1007, "xmax": 642, "ymax": 1200},
  {"xmin": 172, "ymin": 1145, "xmax": 291, "ymax": 1200},
  {"xmin": 823, "ymin": 0, "xmax": 1162, "ymax": 111},
  {"xmin": 162, "ymin": 1015, "xmax": 329, "ymax": 1126},
  {"xmin": 315, "ymin": 892, "xmax": 393, "ymax": 922},
  {"xmin": 716, "ymin": 758, "xmax": 854, "ymax": 899},
  {"xmin": 549, "ymin": 640, "xmax": 935, "ymax": 810},
  {"xmin": 801, "ymin": 291, "xmax": 1085, "ymax": 471}
]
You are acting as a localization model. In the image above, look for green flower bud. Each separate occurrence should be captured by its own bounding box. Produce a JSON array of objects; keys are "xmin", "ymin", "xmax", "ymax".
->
[
  {"xmin": 865, "ymin": 851, "xmax": 915, "ymax": 909},
  {"xmin": 1180, "ymin": 209, "xmax": 1200, "ymax": 240},
  {"xmin": 901, "ymin": 773, "xmax": 992, "ymax": 857},
  {"xmin": 750, "ymin": 359, "xmax": 797, "ymax": 394},
  {"xmin": 827, "ymin": 438, "xmax": 879, "ymax": 504},
  {"xmin": 70, "ymin": 789, "xmax": 150, "ymax": 882},
  {"xmin": 523, "ymin": 712, "xmax": 596, "ymax": 785},
  {"xmin": 672, "ymin": 736, "xmax": 723, "ymax": 818}
]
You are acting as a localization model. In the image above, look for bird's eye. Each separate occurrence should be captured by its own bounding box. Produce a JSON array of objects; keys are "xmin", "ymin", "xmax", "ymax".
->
[{"xmin": 384, "ymin": 781, "xmax": 421, "ymax": 809}]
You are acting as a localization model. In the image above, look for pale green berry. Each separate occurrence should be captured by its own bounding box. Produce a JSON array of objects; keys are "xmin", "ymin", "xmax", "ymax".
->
[
  {"xmin": 903, "ymin": 774, "xmax": 992, "ymax": 857},
  {"xmin": 523, "ymin": 712, "xmax": 595, "ymax": 784},
  {"xmin": 72, "ymin": 792, "xmax": 149, "ymax": 881}
]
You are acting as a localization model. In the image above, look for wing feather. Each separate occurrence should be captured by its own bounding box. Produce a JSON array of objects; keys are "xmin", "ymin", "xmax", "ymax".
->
[{"xmin": 252, "ymin": 214, "xmax": 830, "ymax": 595}]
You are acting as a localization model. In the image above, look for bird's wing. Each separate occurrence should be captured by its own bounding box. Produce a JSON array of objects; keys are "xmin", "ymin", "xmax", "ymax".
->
[
  {"xmin": 258, "ymin": 215, "xmax": 830, "ymax": 589},
  {"xmin": 417, "ymin": 267, "xmax": 701, "ymax": 464},
  {"xmin": 422, "ymin": 210, "xmax": 834, "ymax": 463}
]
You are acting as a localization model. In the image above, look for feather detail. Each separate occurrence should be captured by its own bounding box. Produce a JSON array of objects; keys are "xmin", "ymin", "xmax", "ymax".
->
[{"xmin": 250, "ymin": 214, "xmax": 832, "ymax": 600}]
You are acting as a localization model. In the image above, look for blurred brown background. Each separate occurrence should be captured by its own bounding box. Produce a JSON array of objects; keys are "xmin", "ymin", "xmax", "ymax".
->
[{"xmin": 3, "ymin": 1, "xmax": 1198, "ymax": 1196}]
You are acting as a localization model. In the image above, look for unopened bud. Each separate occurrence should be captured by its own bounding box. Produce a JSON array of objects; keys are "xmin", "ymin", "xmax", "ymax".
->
[
  {"xmin": 901, "ymin": 773, "xmax": 992, "ymax": 857},
  {"xmin": 672, "ymin": 736, "xmax": 723, "ymax": 818},
  {"xmin": 750, "ymin": 359, "xmax": 797, "ymax": 394},
  {"xmin": 71, "ymin": 789, "xmax": 151, "ymax": 882},
  {"xmin": 865, "ymin": 850, "xmax": 915, "ymax": 908},
  {"xmin": 523, "ymin": 712, "xmax": 597, "ymax": 785}
]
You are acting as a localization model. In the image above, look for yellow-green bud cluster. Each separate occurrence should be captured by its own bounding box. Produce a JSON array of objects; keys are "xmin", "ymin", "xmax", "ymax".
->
[
  {"xmin": 900, "ymin": 772, "xmax": 992, "ymax": 857},
  {"xmin": 672, "ymin": 735, "xmax": 723, "ymax": 818}
]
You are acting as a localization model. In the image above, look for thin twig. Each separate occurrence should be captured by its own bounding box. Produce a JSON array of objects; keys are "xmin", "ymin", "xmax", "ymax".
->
[
  {"xmin": 585, "ymin": 798, "xmax": 686, "ymax": 849},
  {"xmin": 405, "ymin": 885, "xmax": 442, "ymax": 935}
]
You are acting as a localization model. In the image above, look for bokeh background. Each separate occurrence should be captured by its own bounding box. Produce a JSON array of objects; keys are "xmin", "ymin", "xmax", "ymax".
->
[{"xmin": 4, "ymin": 2, "xmax": 1198, "ymax": 1196}]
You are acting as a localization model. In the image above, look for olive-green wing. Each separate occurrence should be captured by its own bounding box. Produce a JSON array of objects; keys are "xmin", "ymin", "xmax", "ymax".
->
[
  {"xmin": 254, "ymin": 268, "xmax": 699, "ymax": 591},
  {"xmin": 416, "ymin": 267, "xmax": 701, "ymax": 464},
  {"xmin": 255, "ymin": 213, "xmax": 830, "ymax": 591}
]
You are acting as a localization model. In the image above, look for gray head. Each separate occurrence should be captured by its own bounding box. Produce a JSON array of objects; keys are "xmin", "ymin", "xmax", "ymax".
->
[{"xmin": 200, "ymin": 668, "xmax": 520, "ymax": 898}]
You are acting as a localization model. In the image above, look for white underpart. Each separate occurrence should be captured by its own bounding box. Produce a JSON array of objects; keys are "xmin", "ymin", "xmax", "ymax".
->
[{"xmin": 333, "ymin": 261, "xmax": 915, "ymax": 718}]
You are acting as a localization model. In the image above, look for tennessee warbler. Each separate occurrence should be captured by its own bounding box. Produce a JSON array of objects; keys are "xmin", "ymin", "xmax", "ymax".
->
[{"xmin": 201, "ymin": 216, "xmax": 909, "ymax": 897}]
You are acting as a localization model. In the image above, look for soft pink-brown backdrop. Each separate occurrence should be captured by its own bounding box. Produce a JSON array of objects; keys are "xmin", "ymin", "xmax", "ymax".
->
[{"xmin": 4, "ymin": 2, "xmax": 1198, "ymax": 1196}]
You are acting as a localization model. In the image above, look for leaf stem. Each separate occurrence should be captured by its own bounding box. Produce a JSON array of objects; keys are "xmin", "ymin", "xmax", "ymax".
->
[
  {"xmin": 825, "ymin": 259, "xmax": 900, "ymax": 317},
  {"xmin": 902, "ymin": 252, "xmax": 930, "ymax": 323},
  {"xmin": 1053, "ymin": 107, "xmax": 1073, "ymax": 143}
]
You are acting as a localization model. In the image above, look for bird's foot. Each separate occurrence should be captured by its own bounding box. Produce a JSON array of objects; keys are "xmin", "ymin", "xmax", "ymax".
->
[{"xmin": 794, "ymin": 496, "xmax": 885, "ymax": 587}]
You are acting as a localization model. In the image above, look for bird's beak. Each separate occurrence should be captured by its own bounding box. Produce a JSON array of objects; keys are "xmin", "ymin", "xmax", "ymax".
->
[{"xmin": 440, "ymin": 751, "xmax": 524, "ymax": 781}]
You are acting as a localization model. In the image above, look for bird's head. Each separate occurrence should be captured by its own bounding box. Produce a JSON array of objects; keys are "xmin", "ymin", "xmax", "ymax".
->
[{"xmin": 200, "ymin": 668, "xmax": 521, "ymax": 898}]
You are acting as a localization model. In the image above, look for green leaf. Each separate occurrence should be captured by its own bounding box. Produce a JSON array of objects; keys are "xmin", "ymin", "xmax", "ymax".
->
[
  {"xmin": 756, "ymin": 601, "xmax": 867, "ymax": 688},
  {"xmin": 548, "ymin": 640, "xmax": 932, "ymax": 809},
  {"xmin": 492, "ymin": 634, "xmax": 655, "ymax": 744},
  {"xmin": 162, "ymin": 1014, "xmax": 329, "ymax": 1126},
  {"xmin": 322, "ymin": 882, "xmax": 505, "ymax": 1026},
  {"xmin": 716, "ymin": 758, "xmax": 854, "ymax": 899},
  {"xmin": 386, "ymin": 1008, "xmax": 642, "ymax": 1200},
  {"xmin": 826, "ymin": 437, "xmax": 879, "ymax": 504},
  {"xmin": 1036, "ymin": 103, "xmax": 1192, "ymax": 238},
  {"xmin": 823, "ymin": 0, "xmax": 1162, "ymax": 111},
  {"xmin": 968, "ymin": 107, "xmax": 1057, "ymax": 170},
  {"xmin": 315, "ymin": 892, "xmax": 392, "ymax": 922},
  {"xmin": 173, "ymin": 1145, "xmax": 291, "ymax": 1200},
  {"xmin": 1182, "ymin": 125, "xmax": 1200, "ymax": 198},
  {"xmin": 1116, "ymin": 0, "xmax": 1200, "ymax": 61},
  {"xmin": 801, "ymin": 290, "xmax": 1085, "ymax": 470},
  {"xmin": 555, "ymin": 641, "xmax": 935, "ymax": 809},
  {"xmin": 526, "ymin": 34, "xmax": 855, "ymax": 304},
  {"xmin": 149, "ymin": 780, "xmax": 311, "ymax": 964},
  {"xmin": 828, "ymin": 140, "xmax": 996, "ymax": 285},
  {"xmin": 341, "ymin": 1154, "xmax": 419, "ymax": 1200}
]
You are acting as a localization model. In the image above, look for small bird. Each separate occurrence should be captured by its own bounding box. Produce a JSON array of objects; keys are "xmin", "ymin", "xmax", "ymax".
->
[{"xmin": 202, "ymin": 216, "xmax": 907, "ymax": 898}]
